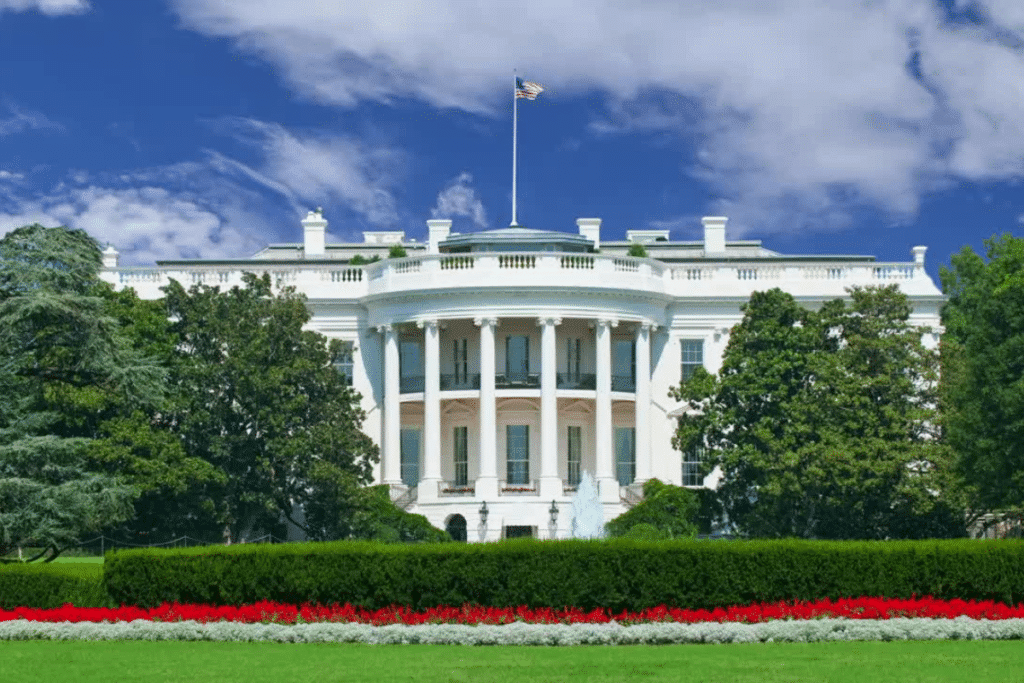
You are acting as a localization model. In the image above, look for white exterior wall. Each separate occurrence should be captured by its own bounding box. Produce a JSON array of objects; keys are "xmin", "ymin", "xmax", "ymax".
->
[{"xmin": 99, "ymin": 224, "xmax": 943, "ymax": 540}]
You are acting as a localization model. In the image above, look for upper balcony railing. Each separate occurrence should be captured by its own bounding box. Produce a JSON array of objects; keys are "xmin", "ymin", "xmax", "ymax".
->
[{"xmin": 101, "ymin": 253, "xmax": 935, "ymax": 301}]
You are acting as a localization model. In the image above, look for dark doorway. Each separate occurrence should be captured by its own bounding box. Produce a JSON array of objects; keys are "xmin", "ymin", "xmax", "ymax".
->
[{"xmin": 446, "ymin": 514, "xmax": 467, "ymax": 542}]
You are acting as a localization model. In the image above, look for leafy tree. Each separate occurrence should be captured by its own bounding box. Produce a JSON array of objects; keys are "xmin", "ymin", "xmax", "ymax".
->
[
  {"xmin": 387, "ymin": 244, "xmax": 407, "ymax": 259},
  {"xmin": 605, "ymin": 479, "xmax": 698, "ymax": 539},
  {"xmin": 673, "ymin": 286, "xmax": 962, "ymax": 539},
  {"xmin": 941, "ymin": 234, "xmax": 1024, "ymax": 520},
  {"xmin": 304, "ymin": 464, "xmax": 449, "ymax": 543},
  {"xmin": 627, "ymin": 242, "xmax": 649, "ymax": 258},
  {"xmin": 0, "ymin": 225, "xmax": 165, "ymax": 561},
  {"xmin": 161, "ymin": 272, "xmax": 378, "ymax": 543}
]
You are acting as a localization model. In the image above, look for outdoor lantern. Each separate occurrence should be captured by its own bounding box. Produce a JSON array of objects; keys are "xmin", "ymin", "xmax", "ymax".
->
[
  {"xmin": 479, "ymin": 501, "xmax": 488, "ymax": 524},
  {"xmin": 549, "ymin": 500, "xmax": 558, "ymax": 526}
]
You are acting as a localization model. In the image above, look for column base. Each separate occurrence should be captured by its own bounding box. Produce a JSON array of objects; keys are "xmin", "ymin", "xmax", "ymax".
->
[
  {"xmin": 598, "ymin": 477, "xmax": 620, "ymax": 503},
  {"xmin": 538, "ymin": 476, "xmax": 563, "ymax": 500},
  {"xmin": 417, "ymin": 478, "xmax": 441, "ymax": 503},
  {"xmin": 473, "ymin": 476, "xmax": 499, "ymax": 501}
]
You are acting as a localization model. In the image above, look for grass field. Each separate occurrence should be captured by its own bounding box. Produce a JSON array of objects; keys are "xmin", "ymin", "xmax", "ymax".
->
[{"xmin": 4, "ymin": 640, "xmax": 1024, "ymax": 682}]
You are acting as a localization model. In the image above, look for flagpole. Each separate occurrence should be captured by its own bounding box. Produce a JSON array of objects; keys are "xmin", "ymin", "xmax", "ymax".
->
[{"xmin": 512, "ymin": 73, "xmax": 518, "ymax": 227}]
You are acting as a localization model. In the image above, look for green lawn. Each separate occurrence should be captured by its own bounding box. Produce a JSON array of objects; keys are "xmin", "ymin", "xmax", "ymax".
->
[
  {"xmin": 50, "ymin": 557, "xmax": 104, "ymax": 564},
  {"xmin": 5, "ymin": 640, "xmax": 1024, "ymax": 682}
]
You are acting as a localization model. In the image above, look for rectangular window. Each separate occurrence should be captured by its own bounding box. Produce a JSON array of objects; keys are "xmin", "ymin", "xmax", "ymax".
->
[
  {"xmin": 682, "ymin": 446, "xmax": 705, "ymax": 487},
  {"xmin": 400, "ymin": 428, "xmax": 421, "ymax": 487},
  {"xmin": 615, "ymin": 427, "xmax": 636, "ymax": 486},
  {"xmin": 681, "ymin": 339, "xmax": 704, "ymax": 382},
  {"xmin": 453, "ymin": 338, "xmax": 468, "ymax": 385},
  {"xmin": 333, "ymin": 340, "xmax": 354, "ymax": 386},
  {"xmin": 505, "ymin": 335, "xmax": 529, "ymax": 383},
  {"xmin": 567, "ymin": 425, "xmax": 582, "ymax": 487},
  {"xmin": 400, "ymin": 339, "xmax": 424, "ymax": 392},
  {"xmin": 613, "ymin": 340, "xmax": 636, "ymax": 392},
  {"xmin": 506, "ymin": 425, "xmax": 530, "ymax": 485},
  {"xmin": 453, "ymin": 426, "xmax": 468, "ymax": 487},
  {"xmin": 566, "ymin": 338, "xmax": 582, "ymax": 381}
]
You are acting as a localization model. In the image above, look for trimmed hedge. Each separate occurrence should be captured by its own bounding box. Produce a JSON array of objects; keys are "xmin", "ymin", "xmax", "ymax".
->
[
  {"xmin": 104, "ymin": 539, "xmax": 1024, "ymax": 611},
  {"xmin": 0, "ymin": 563, "xmax": 108, "ymax": 609}
]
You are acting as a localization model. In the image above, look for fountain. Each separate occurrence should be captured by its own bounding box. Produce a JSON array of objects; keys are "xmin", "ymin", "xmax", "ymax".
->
[{"xmin": 570, "ymin": 471, "xmax": 606, "ymax": 539}]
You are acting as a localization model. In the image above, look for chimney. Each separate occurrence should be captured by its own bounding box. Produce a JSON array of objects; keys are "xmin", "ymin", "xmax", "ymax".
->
[
  {"xmin": 101, "ymin": 244, "xmax": 119, "ymax": 269},
  {"xmin": 427, "ymin": 219, "xmax": 452, "ymax": 254},
  {"xmin": 577, "ymin": 217, "xmax": 601, "ymax": 250},
  {"xmin": 302, "ymin": 208, "xmax": 327, "ymax": 257},
  {"xmin": 912, "ymin": 245, "xmax": 927, "ymax": 268},
  {"xmin": 702, "ymin": 216, "xmax": 727, "ymax": 255}
]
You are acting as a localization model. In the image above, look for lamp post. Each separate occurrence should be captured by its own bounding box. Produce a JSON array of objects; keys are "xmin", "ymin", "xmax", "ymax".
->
[
  {"xmin": 478, "ymin": 501, "xmax": 489, "ymax": 542},
  {"xmin": 548, "ymin": 500, "xmax": 559, "ymax": 539}
]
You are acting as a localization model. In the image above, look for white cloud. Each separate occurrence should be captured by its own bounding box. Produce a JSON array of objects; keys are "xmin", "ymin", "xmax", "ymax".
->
[
  {"xmin": 430, "ymin": 172, "xmax": 487, "ymax": 228},
  {"xmin": 170, "ymin": 0, "xmax": 1024, "ymax": 236},
  {"xmin": 211, "ymin": 118, "xmax": 401, "ymax": 228},
  {"xmin": 0, "ymin": 0, "xmax": 88, "ymax": 15},
  {"xmin": 0, "ymin": 186, "xmax": 265, "ymax": 265},
  {"xmin": 0, "ymin": 104, "xmax": 63, "ymax": 137}
]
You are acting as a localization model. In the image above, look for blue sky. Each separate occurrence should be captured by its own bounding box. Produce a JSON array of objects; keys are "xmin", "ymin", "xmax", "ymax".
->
[{"xmin": 0, "ymin": 1, "xmax": 1021, "ymax": 283}]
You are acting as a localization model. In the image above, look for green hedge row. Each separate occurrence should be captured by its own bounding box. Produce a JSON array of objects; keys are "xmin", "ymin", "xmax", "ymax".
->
[
  {"xmin": 104, "ymin": 539, "xmax": 1024, "ymax": 611},
  {"xmin": 0, "ymin": 563, "xmax": 108, "ymax": 609}
]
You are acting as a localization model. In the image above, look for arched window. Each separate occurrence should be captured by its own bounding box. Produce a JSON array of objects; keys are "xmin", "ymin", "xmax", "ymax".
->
[{"xmin": 446, "ymin": 514, "xmax": 467, "ymax": 542}]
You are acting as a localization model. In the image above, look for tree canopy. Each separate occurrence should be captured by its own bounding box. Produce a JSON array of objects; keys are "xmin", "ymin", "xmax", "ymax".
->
[
  {"xmin": 0, "ymin": 225, "xmax": 165, "ymax": 560},
  {"xmin": 941, "ymin": 234, "xmax": 1024, "ymax": 519},
  {"xmin": 161, "ymin": 272, "xmax": 379, "ymax": 543},
  {"xmin": 604, "ymin": 479, "xmax": 698, "ymax": 539},
  {"xmin": 673, "ymin": 286, "xmax": 962, "ymax": 539}
]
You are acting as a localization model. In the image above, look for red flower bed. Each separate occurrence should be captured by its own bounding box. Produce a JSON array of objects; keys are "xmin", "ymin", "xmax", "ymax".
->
[{"xmin": 5, "ymin": 597, "xmax": 1024, "ymax": 625}]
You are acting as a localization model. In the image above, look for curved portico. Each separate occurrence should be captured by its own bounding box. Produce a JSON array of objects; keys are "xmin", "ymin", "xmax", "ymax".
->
[{"xmin": 375, "ymin": 311, "xmax": 659, "ymax": 510}]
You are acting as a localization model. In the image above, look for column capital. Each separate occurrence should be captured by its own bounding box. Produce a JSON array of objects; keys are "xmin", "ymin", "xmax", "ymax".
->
[
  {"xmin": 474, "ymin": 316, "xmax": 499, "ymax": 328},
  {"xmin": 640, "ymin": 320, "xmax": 659, "ymax": 332},
  {"xmin": 375, "ymin": 323, "xmax": 394, "ymax": 334},
  {"xmin": 537, "ymin": 316, "xmax": 562, "ymax": 327},
  {"xmin": 416, "ymin": 318, "xmax": 439, "ymax": 330},
  {"xmin": 597, "ymin": 318, "xmax": 618, "ymax": 329}
]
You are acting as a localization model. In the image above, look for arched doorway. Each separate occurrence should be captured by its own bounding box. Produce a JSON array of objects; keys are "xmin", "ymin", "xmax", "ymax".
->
[{"xmin": 445, "ymin": 514, "xmax": 467, "ymax": 542}]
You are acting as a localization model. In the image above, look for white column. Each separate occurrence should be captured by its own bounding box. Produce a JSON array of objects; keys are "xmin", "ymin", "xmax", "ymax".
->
[
  {"xmin": 379, "ymin": 324, "xmax": 402, "ymax": 486},
  {"xmin": 595, "ymin": 318, "xmax": 618, "ymax": 502},
  {"xmin": 539, "ymin": 316, "xmax": 562, "ymax": 498},
  {"xmin": 419, "ymin": 318, "xmax": 441, "ymax": 500},
  {"xmin": 475, "ymin": 317, "xmax": 498, "ymax": 500},
  {"xmin": 634, "ymin": 321, "xmax": 655, "ymax": 484}
]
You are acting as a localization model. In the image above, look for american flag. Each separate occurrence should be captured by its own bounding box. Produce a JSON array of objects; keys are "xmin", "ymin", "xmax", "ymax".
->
[{"xmin": 515, "ymin": 78, "xmax": 544, "ymax": 100}]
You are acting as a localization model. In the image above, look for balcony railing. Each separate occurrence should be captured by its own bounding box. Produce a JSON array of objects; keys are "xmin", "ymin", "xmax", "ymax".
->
[
  {"xmin": 611, "ymin": 375, "xmax": 636, "ymax": 392},
  {"xmin": 557, "ymin": 373, "xmax": 596, "ymax": 390},
  {"xmin": 495, "ymin": 373, "xmax": 541, "ymax": 389},
  {"xmin": 399, "ymin": 375, "xmax": 424, "ymax": 393},
  {"xmin": 440, "ymin": 373, "xmax": 481, "ymax": 390},
  {"xmin": 401, "ymin": 372, "xmax": 636, "ymax": 393}
]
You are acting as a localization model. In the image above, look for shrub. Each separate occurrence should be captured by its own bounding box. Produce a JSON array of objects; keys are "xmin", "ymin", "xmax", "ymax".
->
[
  {"xmin": 387, "ymin": 244, "xmax": 407, "ymax": 259},
  {"xmin": 103, "ymin": 539, "xmax": 1024, "ymax": 611},
  {"xmin": 627, "ymin": 243, "xmax": 648, "ymax": 258},
  {"xmin": 0, "ymin": 562, "xmax": 108, "ymax": 608},
  {"xmin": 605, "ymin": 479, "xmax": 699, "ymax": 538}
]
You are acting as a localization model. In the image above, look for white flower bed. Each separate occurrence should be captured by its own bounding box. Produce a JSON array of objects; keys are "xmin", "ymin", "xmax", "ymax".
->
[{"xmin": 3, "ymin": 617, "xmax": 1024, "ymax": 645}]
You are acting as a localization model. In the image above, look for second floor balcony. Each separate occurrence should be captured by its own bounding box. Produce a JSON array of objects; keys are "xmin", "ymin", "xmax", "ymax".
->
[{"xmin": 399, "ymin": 371, "xmax": 634, "ymax": 394}]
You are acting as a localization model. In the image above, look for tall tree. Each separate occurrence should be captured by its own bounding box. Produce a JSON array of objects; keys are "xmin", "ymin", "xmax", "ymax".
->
[
  {"xmin": 941, "ymin": 234, "xmax": 1024, "ymax": 520},
  {"xmin": 162, "ymin": 272, "xmax": 378, "ymax": 543},
  {"xmin": 0, "ymin": 225, "xmax": 164, "ymax": 560},
  {"xmin": 673, "ymin": 286, "xmax": 961, "ymax": 539}
]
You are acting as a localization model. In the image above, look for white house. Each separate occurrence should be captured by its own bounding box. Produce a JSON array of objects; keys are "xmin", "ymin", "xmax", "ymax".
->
[{"xmin": 99, "ymin": 213, "xmax": 943, "ymax": 541}]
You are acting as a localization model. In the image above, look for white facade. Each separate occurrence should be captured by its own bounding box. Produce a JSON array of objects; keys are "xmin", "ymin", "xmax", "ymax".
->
[{"xmin": 99, "ymin": 213, "xmax": 943, "ymax": 541}]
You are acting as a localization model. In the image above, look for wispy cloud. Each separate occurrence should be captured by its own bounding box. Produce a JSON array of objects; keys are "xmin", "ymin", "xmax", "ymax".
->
[
  {"xmin": 212, "ymin": 118, "xmax": 402, "ymax": 229},
  {"xmin": 0, "ymin": 0, "xmax": 89, "ymax": 16},
  {"xmin": 0, "ymin": 104, "xmax": 63, "ymax": 137},
  {"xmin": 170, "ymin": 0, "xmax": 1024, "ymax": 237},
  {"xmin": 431, "ymin": 172, "xmax": 487, "ymax": 228}
]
